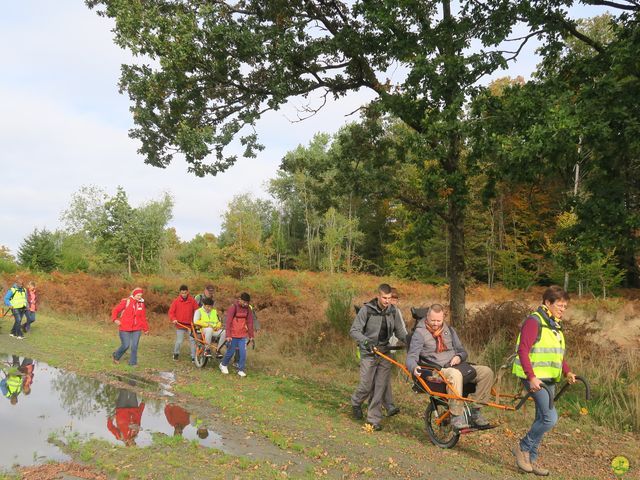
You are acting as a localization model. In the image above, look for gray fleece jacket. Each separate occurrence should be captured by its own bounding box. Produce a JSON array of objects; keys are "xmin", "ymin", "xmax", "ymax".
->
[
  {"xmin": 405, "ymin": 319, "xmax": 468, "ymax": 373},
  {"xmin": 349, "ymin": 298, "xmax": 407, "ymax": 355}
]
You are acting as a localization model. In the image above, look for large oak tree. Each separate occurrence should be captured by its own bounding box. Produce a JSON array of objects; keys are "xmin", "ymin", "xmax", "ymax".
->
[{"xmin": 87, "ymin": 0, "xmax": 619, "ymax": 324}]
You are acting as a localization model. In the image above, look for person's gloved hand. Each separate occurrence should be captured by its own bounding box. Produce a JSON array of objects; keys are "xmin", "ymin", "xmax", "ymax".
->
[{"xmin": 362, "ymin": 340, "xmax": 374, "ymax": 353}]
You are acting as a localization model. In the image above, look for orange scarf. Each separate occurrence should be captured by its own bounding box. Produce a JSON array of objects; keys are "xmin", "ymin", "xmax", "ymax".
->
[{"xmin": 426, "ymin": 323, "xmax": 447, "ymax": 353}]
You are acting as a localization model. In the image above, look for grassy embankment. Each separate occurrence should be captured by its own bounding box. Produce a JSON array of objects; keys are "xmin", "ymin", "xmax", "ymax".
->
[{"xmin": 0, "ymin": 270, "xmax": 638, "ymax": 479}]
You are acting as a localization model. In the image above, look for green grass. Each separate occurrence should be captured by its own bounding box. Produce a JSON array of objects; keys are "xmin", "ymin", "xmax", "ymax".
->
[{"xmin": 1, "ymin": 310, "xmax": 637, "ymax": 480}]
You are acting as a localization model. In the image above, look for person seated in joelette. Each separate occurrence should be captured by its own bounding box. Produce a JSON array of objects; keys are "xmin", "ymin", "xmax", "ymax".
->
[
  {"xmin": 406, "ymin": 303, "xmax": 494, "ymax": 429},
  {"xmin": 193, "ymin": 297, "xmax": 226, "ymax": 356}
]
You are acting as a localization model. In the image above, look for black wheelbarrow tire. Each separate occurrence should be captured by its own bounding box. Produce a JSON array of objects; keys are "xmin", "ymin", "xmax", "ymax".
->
[
  {"xmin": 194, "ymin": 348, "xmax": 208, "ymax": 368},
  {"xmin": 424, "ymin": 400, "xmax": 460, "ymax": 448}
]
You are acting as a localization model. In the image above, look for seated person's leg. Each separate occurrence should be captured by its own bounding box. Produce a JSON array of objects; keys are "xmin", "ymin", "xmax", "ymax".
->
[
  {"xmin": 471, "ymin": 365, "xmax": 494, "ymax": 404},
  {"xmin": 441, "ymin": 367, "xmax": 467, "ymax": 428},
  {"xmin": 203, "ymin": 327, "xmax": 214, "ymax": 345},
  {"xmin": 215, "ymin": 329, "xmax": 226, "ymax": 350},
  {"xmin": 469, "ymin": 365, "xmax": 494, "ymax": 426}
]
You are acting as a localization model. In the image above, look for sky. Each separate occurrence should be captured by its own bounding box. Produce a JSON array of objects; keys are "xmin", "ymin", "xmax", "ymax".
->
[{"xmin": 0, "ymin": 1, "xmax": 607, "ymax": 257}]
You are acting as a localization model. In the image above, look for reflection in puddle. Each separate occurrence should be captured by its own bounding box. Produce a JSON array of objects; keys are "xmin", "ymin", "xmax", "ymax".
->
[{"xmin": 0, "ymin": 354, "xmax": 221, "ymax": 468}]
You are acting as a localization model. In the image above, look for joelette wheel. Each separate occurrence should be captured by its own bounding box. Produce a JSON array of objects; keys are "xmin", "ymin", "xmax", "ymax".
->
[{"xmin": 424, "ymin": 400, "xmax": 460, "ymax": 448}]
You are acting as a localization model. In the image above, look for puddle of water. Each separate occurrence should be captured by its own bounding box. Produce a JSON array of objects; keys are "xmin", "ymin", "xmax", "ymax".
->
[{"xmin": 0, "ymin": 354, "xmax": 221, "ymax": 468}]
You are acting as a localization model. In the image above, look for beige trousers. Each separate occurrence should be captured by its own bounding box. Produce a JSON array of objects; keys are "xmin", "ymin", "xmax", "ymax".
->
[{"xmin": 441, "ymin": 365, "xmax": 494, "ymax": 416}]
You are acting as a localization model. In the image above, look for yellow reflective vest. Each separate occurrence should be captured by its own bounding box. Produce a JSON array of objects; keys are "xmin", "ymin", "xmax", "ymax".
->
[
  {"xmin": 194, "ymin": 307, "xmax": 221, "ymax": 330},
  {"xmin": 512, "ymin": 310, "xmax": 565, "ymax": 382},
  {"xmin": 4, "ymin": 374, "xmax": 22, "ymax": 398},
  {"xmin": 9, "ymin": 287, "xmax": 27, "ymax": 309}
]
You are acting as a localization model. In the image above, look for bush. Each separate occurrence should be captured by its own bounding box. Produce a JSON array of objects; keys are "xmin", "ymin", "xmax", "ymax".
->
[
  {"xmin": 0, "ymin": 258, "xmax": 17, "ymax": 274},
  {"xmin": 462, "ymin": 301, "xmax": 531, "ymax": 351},
  {"xmin": 325, "ymin": 286, "xmax": 354, "ymax": 337}
]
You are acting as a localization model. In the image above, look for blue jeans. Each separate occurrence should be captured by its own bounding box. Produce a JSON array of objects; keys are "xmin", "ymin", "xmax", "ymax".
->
[
  {"xmin": 113, "ymin": 330, "xmax": 142, "ymax": 365},
  {"xmin": 174, "ymin": 328, "xmax": 196, "ymax": 358},
  {"xmin": 24, "ymin": 311, "xmax": 36, "ymax": 332},
  {"xmin": 10, "ymin": 308, "xmax": 26, "ymax": 337},
  {"xmin": 520, "ymin": 380, "xmax": 557, "ymax": 462},
  {"xmin": 221, "ymin": 337, "xmax": 247, "ymax": 371}
]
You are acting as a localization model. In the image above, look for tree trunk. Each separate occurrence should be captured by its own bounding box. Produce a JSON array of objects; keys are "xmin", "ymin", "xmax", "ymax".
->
[
  {"xmin": 448, "ymin": 196, "xmax": 466, "ymax": 327},
  {"xmin": 440, "ymin": 0, "xmax": 466, "ymax": 327}
]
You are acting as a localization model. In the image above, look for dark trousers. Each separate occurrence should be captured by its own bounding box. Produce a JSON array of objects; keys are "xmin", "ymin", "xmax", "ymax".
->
[
  {"xmin": 10, "ymin": 308, "xmax": 26, "ymax": 337},
  {"xmin": 24, "ymin": 311, "xmax": 36, "ymax": 332}
]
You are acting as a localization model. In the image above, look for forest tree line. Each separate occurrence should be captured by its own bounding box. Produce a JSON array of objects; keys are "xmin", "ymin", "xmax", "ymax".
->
[{"xmin": 3, "ymin": 12, "xmax": 638, "ymax": 303}]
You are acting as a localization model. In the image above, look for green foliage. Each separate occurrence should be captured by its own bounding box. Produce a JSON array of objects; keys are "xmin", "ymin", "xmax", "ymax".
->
[
  {"xmin": 217, "ymin": 194, "xmax": 275, "ymax": 278},
  {"xmin": 18, "ymin": 228, "xmax": 59, "ymax": 272},
  {"xmin": 0, "ymin": 246, "xmax": 18, "ymax": 274},
  {"xmin": 219, "ymin": 243, "xmax": 264, "ymax": 280},
  {"xmin": 325, "ymin": 283, "xmax": 355, "ymax": 337},
  {"xmin": 495, "ymin": 249, "xmax": 538, "ymax": 290},
  {"xmin": 92, "ymin": 0, "xmax": 604, "ymax": 326},
  {"xmin": 178, "ymin": 233, "xmax": 222, "ymax": 276},
  {"xmin": 58, "ymin": 233, "xmax": 93, "ymax": 272},
  {"xmin": 320, "ymin": 208, "xmax": 363, "ymax": 274},
  {"xmin": 269, "ymin": 276, "xmax": 291, "ymax": 295},
  {"xmin": 61, "ymin": 186, "xmax": 173, "ymax": 275},
  {"xmin": 0, "ymin": 258, "xmax": 17, "ymax": 274},
  {"xmin": 575, "ymin": 249, "xmax": 625, "ymax": 299},
  {"xmin": 82, "ymin": 2, "xmax": 640, "ymax": 300}
]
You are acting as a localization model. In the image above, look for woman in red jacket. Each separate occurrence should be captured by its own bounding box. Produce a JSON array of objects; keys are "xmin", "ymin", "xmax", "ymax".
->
[
  {"xmin": 107, "ymin": 389, "xmax": 144, "ymax": 447},
  {"xmin": 112, "ymin": 287, "xmax": 149, "ymax": 366}
]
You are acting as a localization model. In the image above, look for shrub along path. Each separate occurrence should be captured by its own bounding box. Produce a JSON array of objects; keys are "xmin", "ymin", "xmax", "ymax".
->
[{"xmin": 0, "ymin": 311, "xmax": 636, "ymax": 480}]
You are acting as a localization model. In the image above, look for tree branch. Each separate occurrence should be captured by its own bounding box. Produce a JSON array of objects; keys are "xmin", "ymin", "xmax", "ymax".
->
[
  {"xmin": 557, "ymin": 17, "xmax": 606, "ymax": 54},
  {"xmin": 583, "ymin": 0, "xmax": 639, "ymax": 11}
]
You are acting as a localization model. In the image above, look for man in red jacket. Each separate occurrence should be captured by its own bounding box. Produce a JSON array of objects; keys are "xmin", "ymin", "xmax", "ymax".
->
[{"xmin": 169, "ymin": 285, "xmax": 199, "ymax": 361}]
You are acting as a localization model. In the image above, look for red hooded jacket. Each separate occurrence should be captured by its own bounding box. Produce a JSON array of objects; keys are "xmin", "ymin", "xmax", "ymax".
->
[
  {"xmin": 112, "ymin": 297, "xmax": 149, "ymax": 332},
  {"xmin": 107, "ymin": 403, "xmax": 145, "ymax": 442},
  {"xmin": 164, "ymin": 404, "xmax": 190, "ymax": 429},
  {"xmin": 168, "ymin": 294, "xmax": 199, "ymax": 327}
]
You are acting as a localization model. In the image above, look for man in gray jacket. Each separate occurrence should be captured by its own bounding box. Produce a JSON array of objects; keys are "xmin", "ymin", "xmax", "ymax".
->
[
  {"xmin": 406, "ymin": 304, "xmax": 493, "ymax": 429},
  {"xmin": 350, "ymin": 283, "xmax": 407, "ymax": 430}
]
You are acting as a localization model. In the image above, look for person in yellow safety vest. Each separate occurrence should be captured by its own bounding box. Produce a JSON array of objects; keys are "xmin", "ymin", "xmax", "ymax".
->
[
  {"xmin": 193, "ymin": 297, "xmax": 226, "ymax": 357},
  {"xmin": 4, "ymin": 278, "xmax": 28, "ymax": 339},
  {"xmin": 1, "ymin": 368, "xmax": 23, "ymax": 405},
  {"xmin": 511, "ymin": 286, "xmax": 577, "ymax": 477}
]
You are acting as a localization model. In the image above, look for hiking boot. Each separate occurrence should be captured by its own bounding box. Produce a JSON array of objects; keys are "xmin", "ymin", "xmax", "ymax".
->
[
  {"xmin": 531, "ymin": 463, "xmax": 550, "ymax": 476},
  {"xmin": 352, "ymin": 405, "xmax": 363, "ymax": 420},
  {"xmin": 216, "ymin": 352, "xmax": 224, "ymax": 359},
  {"xmin": 237, "ymin": 370, "xmax": 247, "ymax": 377},
  {"xmin": 205, "ymin": 349, "xmax": 212, "ymax": 357},
  {"xmin": 511, "ymin": 444, "xmax": 533, "ymax": 473},
  {"xmin": 173, "ymin": 354, "xmax": 179, "ymax": 361},
  {"xmin": 450, "ymin": 415, "xmax": 469, "ymax": 429},
  {"xmin": 470, "ymin": 408, "xmax": 490, "ymax": 427},
  {"xmin": 386, "ymin": 406, "xmax": 401, "ymax": 417},
  {"xmin": 219, "ymin": 363, "xmax": 229, "ymax": 375}
]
